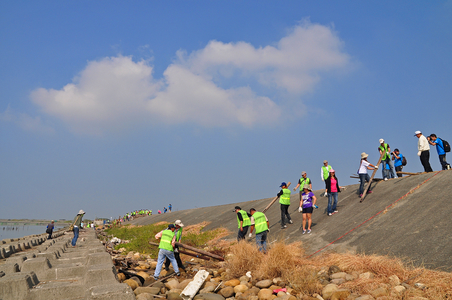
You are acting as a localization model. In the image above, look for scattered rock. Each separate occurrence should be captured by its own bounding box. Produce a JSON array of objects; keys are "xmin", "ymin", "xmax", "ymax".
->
[
  {"xmin": 219, "ymin": 286, "xmax": 235, "ymax": 298},
  {"xmin": 199, "ymin": 286, "xmax": 215, "ymax": 293},
  {"xmin": 124, "ymin": 278, "xmax": 139, "ymax": 290},
  {"xmin": 135, "ymin": 287, "xmax": 160, "ymax": 296},
  {"xmin": 370, "ymin": 287, "xmax": 387, "ymax": 298},
  {"xmin": 330, "ymin": 278, "xmax": 345, "ymax": 285},
  {"xmin": 322, "ymin": 284, "xmax": 338, "ymax": 300},
  {"xmin": 117, "ymin": 272, "xmax": 126, "ymax": 282},
  {"xmin": 330, "ymin": 272, "xmax": 347, "ymax": 280},
  {"xmin": 330, "ymin": 289, "xmax": 350, "ymax": 300},
  {"xmin": 180, "ymin": 279, "xmax": 193, "ymax": 290},
  {"xmin": 345, "ymin": 274, "xmax": 355, "ymax": 281},
  {"xmin": 137, "ymin": 271, "xmax": 151, "ymax": 281},
  {"xmin": 234, "ymin": 284, "xmax": 249, "ymax": 293},
  {"xmin": 328, "ymin": 266, "xmax": 341, "ymax": 275},
  {"xmin": 240, "ymin": 275, "xmax": 250, "ymax": 282},
  {"xmin": 256, "ymin": 279, "xmax": 273, "ymax": 289},
  {"xmin": 258, "ymin": 289, "xmax": 274, "ymax": 300},
  {"xmin": 354, "ymin": 296, "xmax": 375, "ymax": 300},
  {"xmin": 136, "ymin": 293, "xmax": 154, "ymax": 300},
  {"xmin": 388, "ymin": 275, "xmax": 400, "ymax": 286},
  {"xmin": 414, "ymin": 283, "xmax": 426, "ymax": 290},
  {"xmin": 194, "ymin": 293, "xmax": 226, "ymax": 300},
  {"xmin": 392, "ymin": 285, "xmax": 406, "ymax": 294},
  {"xmin": 167, "ymin": 292, "xmax": 183, "ymax": 300},
  {"xmin": 359, "ymin": 272, "xmax": 374, "ymax": 280},
  {"xmin": 225, "ymin": 279, "xmax": 241, "ymax": 287}
]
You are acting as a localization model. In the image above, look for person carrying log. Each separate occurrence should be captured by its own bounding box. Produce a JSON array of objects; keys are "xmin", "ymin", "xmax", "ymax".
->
[
  {"xmin": 358, "ymin": 152, "xmax": 378, "ymax": 197},
  {"xmin": 164, "ymin": 220, "xmax": 186, "ymax": 272},
  {"xmin": 248, "ymin": 208, "xmax": 269, "ymax": 252},
  {"xmin": 153, "ymin": 224, "xmax": 180, "ymax": 280}
]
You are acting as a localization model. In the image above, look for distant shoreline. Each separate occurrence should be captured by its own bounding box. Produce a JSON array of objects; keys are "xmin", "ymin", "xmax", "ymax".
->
[{"xmin": 0, "ymin": 219, "xmax": 70, "ymax": 226}]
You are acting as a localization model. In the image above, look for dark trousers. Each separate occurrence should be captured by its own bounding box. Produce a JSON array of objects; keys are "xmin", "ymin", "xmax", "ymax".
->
[
  {"xmin": 439, "ymin": 154, "xmax": 449, "ymax": 170},
  {"xmin": 47, "ymin": 230, "xmax": 53, "ymax": 239},
  {"xmin": 237, "ymin": 226, "xmax": 249, "ymax": 241},
  {"xmin": 165, "ymin": 250, "xmax": 185, "ymax": 270},
  {"xmin": 358, "ymin": 173, "xmax": 371, "ymax": 195},
  {"xmin": 280, "ymin": 204, "xmax": 291, "ymax": 226},
  {"xmin": 395, "ymin": 166, "xmax": 403, "ymax": 177},
  {"xmin": 420, "ymin": 151, "xmax": 433, "ymax": 172}
]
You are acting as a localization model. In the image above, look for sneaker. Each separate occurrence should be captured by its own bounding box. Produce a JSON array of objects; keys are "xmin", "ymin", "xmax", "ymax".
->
[
  {"xmin": 302, "ymin": 229, "xmax": 306, "ymax": 234},
  {"xmin": 334, "ymin": 210, "xmax": 338, "ymax": 213},
  {"xmin": 368, "ymin": 191, "xmax": 373, "ymax": 194},
  {"xmin": 307, "ymin": 229, "xmax": 311, "ymax": 234},
  {"xmin": 176, "ymin": 272, "xmax": 181, "ymax": 276},
  {"xmin": 289, "ymin": 220, "xmax": 293, "ymax": 224},
  {"xmin": 384, "ymin": 178, "xmax": 388, "ymax": 181},
  {"xmin": 154, "ymin": 277, "xmax": 159, "ymax": 281},
  {"xmin": 328, "ymin": 213, "xmax": 332, "ymax": 216},
  {"xmin": 281, "ymin": 225, "xmax": 287, "ymax": 229},
  {"xmin": 359, "ymin": 194, "xmax": 363, "ymax": 197}
]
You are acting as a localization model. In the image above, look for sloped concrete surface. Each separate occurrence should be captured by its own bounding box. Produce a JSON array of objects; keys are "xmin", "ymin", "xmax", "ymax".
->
[{"xmin": 131, "ymin": 170, "xmax": 452, "ymax": 271}]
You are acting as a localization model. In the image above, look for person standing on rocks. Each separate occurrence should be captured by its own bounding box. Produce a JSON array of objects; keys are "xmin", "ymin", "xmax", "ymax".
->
[
  {"xmin": 299, "ymin": 186, "xmax": 317, "ymax": 234},
  {"xmin": 248, "ymin": 208, "xmax": 269, "ymax": 252},
  {"xmin": 165, "ymin": 220, "xmax": 186, "ymax": 272},
  {"xmin": 320, "ymin": 160, "xmax": 333, "ymax": 196},
  {"xmin": 358, "ymin": 153, "xmax": 378, "ymax": 197},
  {"xmin": 278, "ymin": 182, "xmax": 292, "ymax": 229},
  {"xmin": 234, "ymin": 206, "xmax": 251, "ymax": 241},
  {"xmin": 415, "ymin": 130, "xmax": 433, "ymax": 172},
  {"xmin": 71, "ymin": 210, "xmax": 85, "ymax": 247},
  {"xmin": 46, "ymin": 220, "xmax": 54, "ymax": 239},
  {"xmin": 154, "ymin": 224, "xmax": 180, "ymax": 280}
]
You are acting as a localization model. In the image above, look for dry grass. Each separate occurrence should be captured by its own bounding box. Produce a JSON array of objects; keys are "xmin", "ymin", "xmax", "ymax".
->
[{"xmin": 225, "ymin": 241, "xmax": 452, "ymax": 299}]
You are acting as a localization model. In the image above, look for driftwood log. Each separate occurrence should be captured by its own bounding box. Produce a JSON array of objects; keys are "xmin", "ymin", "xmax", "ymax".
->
[{"xmin": 149, "ymin": 241, "xmax": 224, "ymax": 261}]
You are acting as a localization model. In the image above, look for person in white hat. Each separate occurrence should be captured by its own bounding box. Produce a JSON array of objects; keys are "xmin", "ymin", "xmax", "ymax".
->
[
  {"xmin": 164, "ymin": 220, "xmax": 186, "ymax": 272},
  {"xmin": 378, "ymin": 139, "xmax": 395, "ymax": 180},
  {"xmin": 71, "ymin": 210, "xmax": 85, "ymax": 247},
  {"xmin": 414, "ymin": 131, "xmax": 433, "ymax": 172},
  {"xmin": 358, "ymin": 153, "xmax": 378, "ymax": 197}
]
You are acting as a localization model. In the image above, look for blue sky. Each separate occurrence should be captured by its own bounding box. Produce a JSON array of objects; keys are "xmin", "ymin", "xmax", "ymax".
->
[{"xmin": 1, "ymin": 1, "xmax": 451, "ymax": 220}]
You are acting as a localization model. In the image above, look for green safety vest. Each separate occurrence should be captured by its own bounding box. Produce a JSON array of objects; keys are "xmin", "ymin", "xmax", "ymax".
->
[
  {"xmin": 159, "ymin": 229, "xmax": 175, "ymax": 251},
  {"xmin": 299, "ymin": 178, "xmax": 311, "ymax": 189},
  {"xmin": 279, "ymin": 188, "xmax": 291, "ymax": 205},
  {"xmin": 322, "ymin": 166, "xmax": 332, "ymax": 180},
  {"xmin": 252, "ymin": 212, "xmax": 268, "ymax": 234},
  {"xmin": 175, "ymin": 227, "xmax": 183, "ymax": 242},
  {"xmin": 237, "ymin": 210, "xmax": 251, "ymax": 228},
  {"xmin": 379, "ymin": 143, "xmax": 389, "ymax": 160}
]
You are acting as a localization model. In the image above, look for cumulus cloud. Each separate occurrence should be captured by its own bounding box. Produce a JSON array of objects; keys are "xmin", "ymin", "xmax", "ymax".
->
[
  {"xmin": 0, "ymin": 106, "xmax": 55, "ymax": 134},
  {"xmin": 30, "ymin": 20, "xmax": 350, "ymax": 135}
]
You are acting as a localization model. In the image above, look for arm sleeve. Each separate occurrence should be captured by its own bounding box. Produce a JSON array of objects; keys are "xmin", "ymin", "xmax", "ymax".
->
[
  {"xmin": 277, "ymin": 190, "xmax": 283, "ymax": 197},
  {"xmin": 237, "ymin": 212, "xmax": 243, "ymax": 221}
]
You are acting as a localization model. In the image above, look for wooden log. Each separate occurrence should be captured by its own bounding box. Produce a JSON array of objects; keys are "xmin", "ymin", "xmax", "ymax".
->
[
  {"xmin": 361, "ymin": 151, "xmax": 384, "ymax": 202},
  {"xmin": 397, "ymin": 171, "xmax": 427, "ymax": 175},
  {"xmin": 350, "ymin": 175, "xmax": 383, "ymax": 182},
  {"xmin": 149, "ymin": 241, "xmax": 213, "ymax": 261},
  {"xmin": 176, "ymin": 242, "xmax": 224, "ymax": 261}
]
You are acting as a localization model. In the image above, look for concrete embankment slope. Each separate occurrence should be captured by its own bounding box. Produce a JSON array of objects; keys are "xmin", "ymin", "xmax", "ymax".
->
[{"xmin": 131, "ymin": 170, "xmax": 452, "ymax": 271}]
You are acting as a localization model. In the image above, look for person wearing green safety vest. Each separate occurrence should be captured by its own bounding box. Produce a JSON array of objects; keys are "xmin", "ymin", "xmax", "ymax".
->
[
  {"xmin": 320, "ymin": 160, "xmax": 333, "ymax": 196},
  {"xmin": 248, "ymin": 208, "xmax": 269, "ymax": 252},
  {"xmin": 233, "ymin": 206, "xmax": 251, "ymax": 241},
  {"xmin": 293, "ymin": 172, "xmax": 312, "ymax": 205},
  {"xmin": 153, "ymin": 224, "xmax": 180, "ymax": 280},
  {"xmin": 278, "ymin": 182, "xmax": 292, "ymax": 229},
  {"xmin": 165, "ymin": 220, "xmax": 186, "ymax": 272},
  {"xmin": 378, "ymin": 138, "xmax": 395, "ymax": 180}
]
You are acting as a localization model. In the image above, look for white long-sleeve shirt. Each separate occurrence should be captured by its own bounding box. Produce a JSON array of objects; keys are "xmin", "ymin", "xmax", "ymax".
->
[{"xmin": 418, "ymin": 135, "xmax": 430, "ymax": 151}]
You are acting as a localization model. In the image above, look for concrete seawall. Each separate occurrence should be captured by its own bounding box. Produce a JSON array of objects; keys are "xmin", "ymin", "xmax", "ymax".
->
[{"xmin": 0, "ymin": 229, "xmax": 134, "ymax": 300}]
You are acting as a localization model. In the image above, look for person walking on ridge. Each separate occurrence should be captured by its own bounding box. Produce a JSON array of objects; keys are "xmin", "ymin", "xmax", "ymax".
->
[
  {"xmin": 392, "ymin": 149, "xmax": 405, "ymax": 177},
  {"xmin": 234, "ymin": 206, "xmax": 251, "ymax": 241},
  {"xmin": 278, "ymin": 182, "xmax": 292, "ymax": 229},
  {"xmin": 168, "ymin": 204, "xmax": 172, "ymax": 212},
  {"xmin": 293, "ymin": 172, "xmax": 312, "ymax": 204},
  {"xmin": 165, "ymin": 220, "xmax": 186, "ymax": 272},
  {"xmin": 299, "ymin": 185, "xmax": 317, "ymax": 234},
  {"xmin": 358, "ymin": 153, "xmax": 378, "ymax": 197},
  {"xmin": 428, "ymin": 134, "xmax": 451, "ymax": 170},
  {"xmin": 153, "ymin": 224, "xmax": 180, "ymax": 280},
  {"xmin": 325, "ymin": 169, "xmax": 345, "ymax": 216},
  {"xmin": 46, "ymin": 220, "xmax": 54, "ymax": 239},
  {"xmin": 71, "ymin": 210, "xmax": 85, "ymax": 247},
  {"xmin": 415, "ymin": 131, "xmax": 433, "ymax": 172},
  {"xmin": 248, "ymin": 208, "xmax": 269, "ymax": 252},
  {"xmin": 378, "ymin": 139, "xmax": 395, "ymax": 180},
  {"xmin": 320, "ymin": 160, "xmax": 333, "ymax": 196}
]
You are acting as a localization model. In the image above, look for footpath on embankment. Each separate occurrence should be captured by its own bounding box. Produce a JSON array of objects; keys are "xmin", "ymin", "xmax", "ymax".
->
[{"xmin": 130, "ymin": 170, "xmax": 452, "ymax": 272}]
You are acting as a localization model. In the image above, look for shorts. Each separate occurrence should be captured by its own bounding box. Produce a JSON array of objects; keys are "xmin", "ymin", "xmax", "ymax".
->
[{"xmin": 303, "ymin": 207, "xmax": 313, "ymax": 214}]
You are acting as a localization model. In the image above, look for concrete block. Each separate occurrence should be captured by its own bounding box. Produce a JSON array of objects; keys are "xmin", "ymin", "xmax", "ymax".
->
[
  {"xmin": 0, "ymin": 271, "xmax": 4, "ymax": 277},
  {"xmin": 21, "ymin": 257, "xmax": 52, "ymax": 278},
  {"xmin": 0, "ymin": 273, "xmax": 35, "ymax": 300},
  {"xmin": 88, "ymin": 283, "xmax": 136, "ymax": 300},
  {"xmin": 0, "ymin": 247, "xmax": 5, "ymax": 259},
  {"xmin": 5, "ymin": 255, "xmax": 27, "ymax": 270},
  {"xmin": 0, "ymin": 263, "xmax": 20, "ymax": 274},
  {"xmin": 36, "ymin": 251, "xmax": 59, "ymax": 262},
  {"xmin": 28, "ymin": 281, "xmax": 83, "ymax": 299},
  {"xmin": 55, "ymin": 264, "xmax": 87, "ymax": 279},
  {"xmin": 84, "ymin": 264, "xmax": 118, "ymax": 288},
  {"xmin": 87, "ymin": 252, "xmax": 114, "ymax": 266}
]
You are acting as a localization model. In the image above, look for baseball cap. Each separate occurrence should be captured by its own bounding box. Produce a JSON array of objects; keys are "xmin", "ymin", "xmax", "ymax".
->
[
  {"xmin": 233, "ymin": 206, "xmax": 241, "ymax": 212},
  {"xmin": 78, "ymin": 210, "xmax": 85, "ymax": 215},
  {"xmin": 379, "ymin": 138, "xmax": 384, "ymax": 144},
  {"xmin": 174, "ymin": 220, "xmax": 184, "ymax": 227},
  {"xmin": 168, "ymin": 224, "xmax": 176, "ymax": 229},
  {"xmin": 249, "ymin": 208, "xmax": 256, "ymax": 212},
  {"xmin": 329, "ymin": 169, "xmax": 335, "ymax": 173},
  {"xmin": 280, "ymin": 182, "xmax": 287, "ymax": 187},
  {"xmin": 323, "ymin": 160, "xmax": 328, "ymax": 164},
  {"xmin": 414, "ymin": 130, "xmax": 421, "ymax": 136},
  {"xmin": 301, "ymin": 171, "xmax": 307, "ymax": 175}
]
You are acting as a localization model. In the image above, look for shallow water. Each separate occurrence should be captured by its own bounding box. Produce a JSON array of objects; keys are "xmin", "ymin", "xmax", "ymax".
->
[{"xmin": 0, "ymin": 225, "xmax": 62, "ymax": 240}]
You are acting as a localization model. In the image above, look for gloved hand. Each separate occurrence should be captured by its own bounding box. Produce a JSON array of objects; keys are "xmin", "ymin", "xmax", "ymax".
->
[
  {"xmin": 323, "ymin": 192, "xmax": 328, "ymax": 197},
  {"xmin": 418, "ymin": 151, "xmax": 421, "ymax": 156},
  {"xmin": 248, "ymin": 233, "xmax": 252, "ymax": 238},
  {"xmin": 314, "ymin": 204, "xmax": 319, "ymax": 209},
  {"xmin": 375, "ymin": 165, "xmax": 379, "ymax": 169},
  {"xmin": 298, "ymin": 207, "xmax": 303, "ymax": 213},
  {"xmin": 174, "ymin": 248, "xmax": 179, "ymax": 253}
]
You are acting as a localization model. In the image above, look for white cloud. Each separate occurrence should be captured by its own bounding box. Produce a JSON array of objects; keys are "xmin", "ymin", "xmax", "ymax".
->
[
  {"xmin": 0, "ymin": 106, "xmax": 55, "ymax": 134},
  {"xmin": 30, "ymin": 20, "xmax": 350, "ymax": 135}
]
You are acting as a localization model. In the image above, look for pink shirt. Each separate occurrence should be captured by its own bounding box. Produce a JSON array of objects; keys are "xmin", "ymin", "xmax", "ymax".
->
[{"xmin": 330, "ymin": 177, "xmax": 338, "ymax": 193}]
